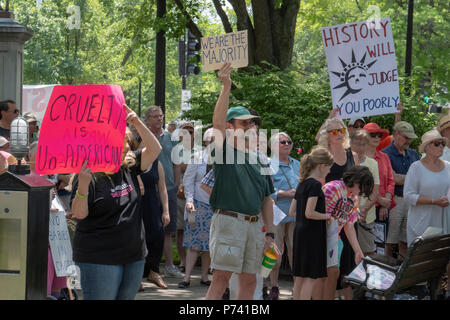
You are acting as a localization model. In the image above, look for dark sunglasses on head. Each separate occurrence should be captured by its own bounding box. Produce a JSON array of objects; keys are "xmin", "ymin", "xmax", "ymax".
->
[
  {"xmin": 328, "ymin": 128, "xmax": 346, "ymax": 135},
  {"xmin": 432, "ymin": 141, "xmax": 446, "ymax": 147},
  {"xmin": 369, "ymin": 132, "xmax": 383, "ymax": 138},
  {"xmin": 280, "ymin": 140, "xmax": 293, "ymax": 145}
]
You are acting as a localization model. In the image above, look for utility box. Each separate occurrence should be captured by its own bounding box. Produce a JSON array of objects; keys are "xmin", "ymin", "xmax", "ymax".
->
[{"xmin": 0, "ymin": 171, "xmax": 54, "ymax": 300}]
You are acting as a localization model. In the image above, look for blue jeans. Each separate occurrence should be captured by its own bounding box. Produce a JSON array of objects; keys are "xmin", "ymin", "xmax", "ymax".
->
[{"xmin": 76, "ymin": 260, "xmax": 145, "ymax": 300}]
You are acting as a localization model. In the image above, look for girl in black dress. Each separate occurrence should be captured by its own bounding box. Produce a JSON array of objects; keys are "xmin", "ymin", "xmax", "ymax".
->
[{"xmin": 289, "ymin": 146, "xmax": 333, "ymax": 300}]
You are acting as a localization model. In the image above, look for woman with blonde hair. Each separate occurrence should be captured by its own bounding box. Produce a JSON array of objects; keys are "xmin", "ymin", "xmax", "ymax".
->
[
  {"xmin": 315, "ymin": 116, "xmax": 359, "ymax": 300},
  {"xmin": 289, "ymin": 146, "xmax": 333, "ymax": 300}
]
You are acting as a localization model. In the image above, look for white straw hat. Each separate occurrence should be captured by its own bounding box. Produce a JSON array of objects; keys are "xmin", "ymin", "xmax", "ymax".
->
[{"xmin": 419, "ymin": 129, "xmax": 448, "ymax": 153}]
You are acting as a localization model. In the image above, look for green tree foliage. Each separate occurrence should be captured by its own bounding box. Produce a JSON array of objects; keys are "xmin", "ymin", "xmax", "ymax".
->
[
  {"xmin": 185, "ymin": 0, "xmax": 447, "ymax": 155},
  {"xmin": 11, "ymin": 0, "xmax": 448, "ymax": 153}
]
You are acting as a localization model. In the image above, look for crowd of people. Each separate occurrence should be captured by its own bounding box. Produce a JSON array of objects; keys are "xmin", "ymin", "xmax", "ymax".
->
[{"xmin": 1, "ymin": 61, "xmax": 450, "ymax": 300}]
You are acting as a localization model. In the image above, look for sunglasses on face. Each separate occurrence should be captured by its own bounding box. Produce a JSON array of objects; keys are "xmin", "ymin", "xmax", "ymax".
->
[
  {"xmin": 369, "ymin": 132, "xmax": 383, "ymax": 138},
  {"xmin": 432, "ymin": 141, "xmax": 446, "ymax": 148},
  {"xmin": 280, "ymin": 140, "xmax": 293, "ymax": 145},
  {"xmin": 12, "ymin": 109, "xmax": 19, "ymax": 114},
  {"xmin": 328, "ymin": 128, "xmax": 346, "ymax": 135}
]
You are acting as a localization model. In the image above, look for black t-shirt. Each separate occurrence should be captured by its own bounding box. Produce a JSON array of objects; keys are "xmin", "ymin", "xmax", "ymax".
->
[
  {"xmin": 70, "ymin": 150, "xmax": 147, "ymax": 265},
  {"xmin": 0, "ymin": 127, "xmax": 10, "ymax": 140},
  {"xmin": 295, "ymin": 177, "xmax": 326, "ymax": 227}
]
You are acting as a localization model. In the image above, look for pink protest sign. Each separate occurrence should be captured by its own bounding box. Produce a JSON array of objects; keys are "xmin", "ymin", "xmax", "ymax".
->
[{"xmin": 36, "ymin": 85, "xmax": 127, "ymax": 174}]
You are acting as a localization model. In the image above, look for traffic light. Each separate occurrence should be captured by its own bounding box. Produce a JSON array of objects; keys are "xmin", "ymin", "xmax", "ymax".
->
[
  {"xmin": 178, "ymin": 39, "xmax": 186, "ymax": 77},
  {"xmin": 186, "ymin": 30, "xmax": 200, "ymax": 76}
]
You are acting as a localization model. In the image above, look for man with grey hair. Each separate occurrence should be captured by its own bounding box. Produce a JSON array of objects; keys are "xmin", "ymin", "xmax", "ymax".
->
[
  {"xmin": 144, "ymin": 106, "xmax": 184, "ymax": 279},
  {"xmin": 381, "ymin": 121, "xmax": 419, "ymax": 259}
]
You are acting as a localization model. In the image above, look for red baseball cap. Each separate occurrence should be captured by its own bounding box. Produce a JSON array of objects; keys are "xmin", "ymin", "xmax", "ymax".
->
[{"xmin": 363, "ymin": 123, "xmax": 389, "ymax": 140}]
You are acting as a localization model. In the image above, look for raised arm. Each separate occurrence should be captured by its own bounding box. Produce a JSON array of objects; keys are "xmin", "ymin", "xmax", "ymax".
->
[
  {"xmin": 123, "ymin": 104, "xmax": 162, "ymax": 171},
  {"xmin": 71, "ymin": 161, "xmax": 91, "ymax": 220},
  {"xmin": 212, "ymin": 62, "xmax": 233, "ymax": 143}
]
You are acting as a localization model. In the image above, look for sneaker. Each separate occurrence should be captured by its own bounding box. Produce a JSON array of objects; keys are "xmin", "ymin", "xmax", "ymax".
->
[
  {"xmin": 267, "ymin": 286, "xmax": 279, "ymax": 300},
  {"xmin": 165, "ymin": 265, "xmax": 184, "ymax": 278}
]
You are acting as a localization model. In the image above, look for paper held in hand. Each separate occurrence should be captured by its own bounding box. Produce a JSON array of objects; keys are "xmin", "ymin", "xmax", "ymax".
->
[{"xmin": 201, "ymin": 30, "xmax": 248, "ymax": 72}]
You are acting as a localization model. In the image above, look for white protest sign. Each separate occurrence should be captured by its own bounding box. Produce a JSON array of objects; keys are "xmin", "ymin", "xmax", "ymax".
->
[
  {"xmin": 22, "ymin": 85, "xmax": 56, "ymax": 123},
  {"xmin": 49, "ymin": 196, "xmax": 74, "ymax": 277},
  {"xmin": 273, "ymin": 203, "xmax": 287, "ymax": 226},
  {"xmin": 201, "ymin": 30, "xmax": 248, "ymax": 72},
  {"xmin": 322, "ymin": 18, "xmax": 400, "ymax": 119},
  {"xmin": 181, "ymin": 89, "xmax": 191, "ymax": 111}
]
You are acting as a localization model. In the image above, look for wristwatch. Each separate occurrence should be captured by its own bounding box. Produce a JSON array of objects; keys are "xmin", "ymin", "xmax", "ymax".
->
[{"xmin": 265, "ymin": 232, "xmax": 275, "ymax": 239}]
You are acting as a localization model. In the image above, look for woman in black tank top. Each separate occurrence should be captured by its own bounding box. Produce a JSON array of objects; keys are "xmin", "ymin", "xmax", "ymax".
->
[{"xmin": 326, "ymin": 149, "xmax": 355, "ymax": 183}]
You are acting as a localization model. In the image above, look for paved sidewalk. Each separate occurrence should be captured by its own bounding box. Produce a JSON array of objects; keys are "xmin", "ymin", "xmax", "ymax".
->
[{"xmin": 136, "ymin": 265, "xmax": 293, "ymax": 300}]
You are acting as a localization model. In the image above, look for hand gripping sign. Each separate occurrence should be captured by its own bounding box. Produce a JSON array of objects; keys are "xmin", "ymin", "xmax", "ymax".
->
[
  {"xmin": 36, "ymin": 85, "xmax": 127, "ymax": 175},
  {"xmin": 201, "ymin": 30, "xmax": 248, "ymax": 72}
]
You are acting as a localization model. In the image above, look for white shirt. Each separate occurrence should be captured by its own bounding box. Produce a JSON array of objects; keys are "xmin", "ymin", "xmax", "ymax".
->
[
  {"xmin": 182, "ymin": 149, "xmax": 210, "ymax": 205},
  {"xmin": 441, "ymin": 146, "xmax": 450, "ymax": 162},
  {"xmin": 404, "ymin": 160, "xmax": 450, "ymax": 246}
]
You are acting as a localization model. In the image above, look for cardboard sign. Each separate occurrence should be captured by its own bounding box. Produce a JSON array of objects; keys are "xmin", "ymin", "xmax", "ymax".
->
[
  {"xmin": 201, "ymin": 30, "xmax": 248, "ymax": 72},
  {"xmin": 322, "ymin": 18, "xmax": 400, "ymax": 119},
  {"xmin": 36, "ymin": 85, "xmax": 127, "ymax": 174},
  {"xmin": 49, "ymin": 196, "xmax": 74, "ymax": 277}
]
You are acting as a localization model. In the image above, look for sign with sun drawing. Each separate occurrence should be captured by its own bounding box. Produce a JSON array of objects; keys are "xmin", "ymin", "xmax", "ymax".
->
[{"xmin": 322, "ymin": 18, "xmax": 400, "ymax": 119}]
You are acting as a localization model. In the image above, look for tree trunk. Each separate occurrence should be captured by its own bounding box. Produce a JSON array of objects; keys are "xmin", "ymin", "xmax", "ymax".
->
[
  {"xmin": 176, "ymin": 0, "xmax": 301, "ymax": 70},
  {"xmin": 229, "ymin": 0, "xmax": 300, "ymax": 70}
]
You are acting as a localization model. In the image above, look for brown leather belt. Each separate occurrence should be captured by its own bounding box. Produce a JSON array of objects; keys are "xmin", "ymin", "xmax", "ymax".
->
[{"xmin": 214, "ymin": 209, "xmax": 259, "ymax": 223}]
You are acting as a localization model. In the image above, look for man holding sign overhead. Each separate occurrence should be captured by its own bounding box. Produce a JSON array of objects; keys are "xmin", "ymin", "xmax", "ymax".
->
[
  {"xmin": 205, "ymin": 63, "xmax": 280, "ymax": 300},
  {"xmin": 70, "ymin": 104, "xmax": 162, "ymax": 300}
]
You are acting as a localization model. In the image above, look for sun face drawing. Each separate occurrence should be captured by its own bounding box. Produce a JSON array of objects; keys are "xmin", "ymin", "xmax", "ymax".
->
[{"xmin": 331, "ymin": 49, "xmax": 377, "ymax": 101}]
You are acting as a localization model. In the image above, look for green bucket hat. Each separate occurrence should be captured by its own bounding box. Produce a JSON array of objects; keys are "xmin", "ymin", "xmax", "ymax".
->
[{"xmin": 226, "ymin": 106, "xmax": 259, "ymax": 122}]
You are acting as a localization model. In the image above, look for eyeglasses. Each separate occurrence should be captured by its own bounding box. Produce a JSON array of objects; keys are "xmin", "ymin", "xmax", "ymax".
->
[
  {"xmin": 280, "ymin": 140, "xmax": 293, "ymax": 145},
  {"xmin": 432, "ymin": 141, "xmax": 446, "ymax": 147},
  {"xmin": 328, "ymin": 128, "xmax": 346, "ymax": 135},
  {"xmin": 369, "ymin": 132, "xmax": 383, "ymax": 138}
]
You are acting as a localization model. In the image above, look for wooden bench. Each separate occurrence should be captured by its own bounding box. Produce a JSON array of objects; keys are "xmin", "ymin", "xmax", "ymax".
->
[{"xmin": 344, "ymin": 233, "xmax": 450, "ymax": 300}]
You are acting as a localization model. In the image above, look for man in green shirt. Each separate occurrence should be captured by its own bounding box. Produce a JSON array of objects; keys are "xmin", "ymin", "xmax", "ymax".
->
[{"xmin": 205, "ymin": 62, "xmax": 280, "ymax": 300}]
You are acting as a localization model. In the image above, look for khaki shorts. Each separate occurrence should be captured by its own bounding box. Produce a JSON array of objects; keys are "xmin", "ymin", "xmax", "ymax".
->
[
  {"xmin": 274, "ymin": 221, "xmax": 295, "ymax": 268},
  {"xmin": 209, "ymin": 212, "xmax": 264, "ymax": 274},
  {"xmin": 177, "ymin": 198, "xmax": 186, "ymax": 230},
  {"xmin": 357, "ymin": 221, "xmax": 376, "ymax": 253},
  {"xmin": 387, "ymin": 196, "xmax": 408, "ymax": 244}
]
